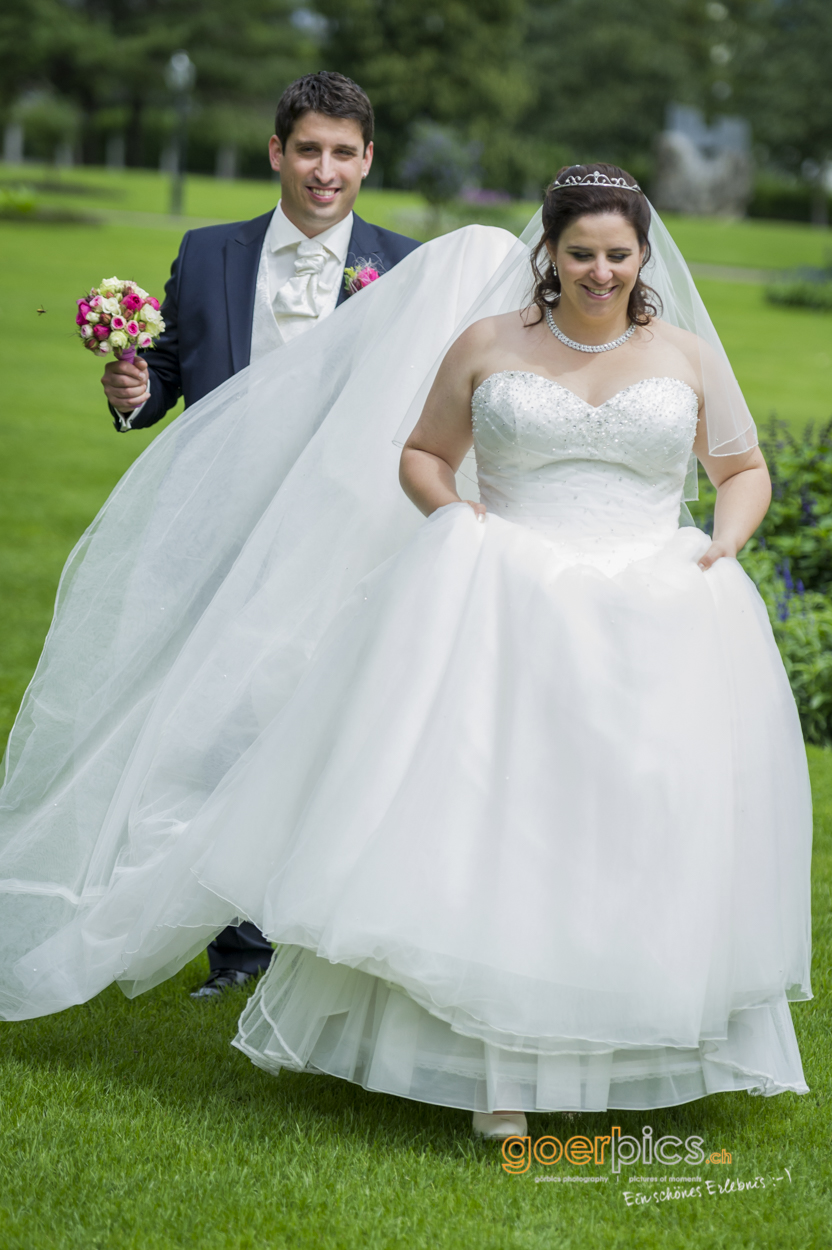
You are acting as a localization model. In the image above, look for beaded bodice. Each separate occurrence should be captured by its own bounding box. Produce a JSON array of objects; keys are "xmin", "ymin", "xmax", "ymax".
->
[{"xmin": 471, "ymin": 370, "xmax": 700, "ymax": 564}]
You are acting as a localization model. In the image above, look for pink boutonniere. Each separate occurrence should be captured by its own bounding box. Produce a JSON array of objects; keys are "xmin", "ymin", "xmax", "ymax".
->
[{"xmin": 344, "ymin": 261, "xmax": 381, "ymax": 296}]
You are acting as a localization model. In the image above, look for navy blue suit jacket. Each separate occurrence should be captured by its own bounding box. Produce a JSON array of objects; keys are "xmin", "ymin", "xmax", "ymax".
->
[{"xmin": 115, "ymin": 210, "xmax": 421, "ymax": 430}]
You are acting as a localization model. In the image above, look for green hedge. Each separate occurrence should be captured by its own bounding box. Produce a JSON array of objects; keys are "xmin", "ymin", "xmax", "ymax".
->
[
  {"xmin": 766, "ymin": 281, "xmax": 832, "ymax": 312},
  {"xmin": 748, "ymin": 176, "xmax": 832, "ymax": 223},
  {"xmin": 690, "ymin": 418, "xmax": 832, "ymax": 744}
]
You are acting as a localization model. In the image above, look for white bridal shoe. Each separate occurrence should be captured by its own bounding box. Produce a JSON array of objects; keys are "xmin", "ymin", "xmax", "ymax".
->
[{"xmin": 472, "ymin": 1112, "xmax": 528, "ymax": 1139}]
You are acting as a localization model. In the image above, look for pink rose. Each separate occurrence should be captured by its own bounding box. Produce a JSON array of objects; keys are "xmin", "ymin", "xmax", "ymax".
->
[
  {"xmin": 76, "ymin": 307, "xmax": 90, "ymax": 326},
  {"xmin": 347, "ymin": 265, "xmax": 381, "ymax": 295},
  {"xmin": 93, "ymin": 324, "xmax": 110, "ymax": 340},
  {"xmin": 111, "ymin": 314, "xmax": 126, "ymax": 331},
  {"xmin": 89, "ymin": 295, "xmax": 103, "ymax": 309},
  {"xmin": 142, "ymin": 296, "xmax": 161, "ymax": 311},
  {"xmin": 138, "ymin": 332, "xmax": 153, "ymax": 349},
  {"xmin": 122, "ymin": 293, "xmax": 142, "ymax": 312},
  {"xmin": 126, "ymin": 320, "xmax": 140, "ymax": 337}
]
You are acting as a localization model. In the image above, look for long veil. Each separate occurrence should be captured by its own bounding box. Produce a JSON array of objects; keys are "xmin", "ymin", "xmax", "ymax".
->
[{"xmin": 0, "ymin": 205, "xmax": 756, "ymax": 1019}]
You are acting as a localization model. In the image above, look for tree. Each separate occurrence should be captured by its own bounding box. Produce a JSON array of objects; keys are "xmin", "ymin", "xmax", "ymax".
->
[
  {"xmin": 520, "ymin": 0, "xmax": 712, "ymax": 178},
  {"xmin": 0, "ymin": 0, "xmax": 318, "ymax": 168},
  {"xmin": 732, "ymin": 0, "xmax": 832, "ymax": 220},
  {"xmin": 316, "ymin": 0, "xmax": 536, "ymax": 191}
]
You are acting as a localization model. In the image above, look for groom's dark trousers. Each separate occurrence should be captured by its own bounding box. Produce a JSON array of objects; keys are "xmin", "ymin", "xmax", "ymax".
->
[{"xmin": 109, "ymin": 207, "xmax": 420, "ymax": 976}]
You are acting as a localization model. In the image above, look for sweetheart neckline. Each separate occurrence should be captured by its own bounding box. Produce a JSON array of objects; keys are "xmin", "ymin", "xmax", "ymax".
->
[{"xmin": 472, "ymin": 370, "xmax": 700, "ymax": 413}]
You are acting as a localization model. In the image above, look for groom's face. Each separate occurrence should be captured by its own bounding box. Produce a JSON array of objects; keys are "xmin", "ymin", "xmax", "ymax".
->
[{"xmin": 269, "ymin": 113, "xmax": 373, "ymax": 238}]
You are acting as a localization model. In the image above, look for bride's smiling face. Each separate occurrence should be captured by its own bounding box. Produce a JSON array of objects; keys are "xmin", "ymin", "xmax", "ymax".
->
[{"xmin": 547, "ymin": 213, "xmax": 646, "ymax": 323}]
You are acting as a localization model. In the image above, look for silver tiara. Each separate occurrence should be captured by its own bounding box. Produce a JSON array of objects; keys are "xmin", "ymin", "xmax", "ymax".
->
[{"xmin": 554, "ymin": 171, "xmax": 642, "ymax": 194}]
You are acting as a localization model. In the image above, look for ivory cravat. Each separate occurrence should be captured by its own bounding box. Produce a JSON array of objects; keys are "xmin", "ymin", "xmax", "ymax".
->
[{"xmin": 272, "ymin": 239, "xmax": 332, "ymax": 321}]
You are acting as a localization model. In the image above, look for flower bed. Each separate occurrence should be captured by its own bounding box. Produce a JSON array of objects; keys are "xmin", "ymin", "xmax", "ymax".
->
[{"xmin": 690, "ymin": 418, "xmax": 832, "ymax": 743}]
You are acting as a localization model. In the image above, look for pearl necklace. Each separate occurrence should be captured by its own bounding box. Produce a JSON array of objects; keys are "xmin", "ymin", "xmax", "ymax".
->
[{"xmin": 545, "ymin": 307, "xmax": 636, "ymax": 354}]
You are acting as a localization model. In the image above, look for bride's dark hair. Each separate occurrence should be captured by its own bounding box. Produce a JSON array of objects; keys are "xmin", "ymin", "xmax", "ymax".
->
[{"xmin": 529, "ymin": 163, "xmax": 660, "ymax": 327}]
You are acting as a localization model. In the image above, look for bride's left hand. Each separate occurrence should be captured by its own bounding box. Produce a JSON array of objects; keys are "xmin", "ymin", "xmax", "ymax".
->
[
  {"xmin": 697, "ymin": 539, "xmax": 737, "ymax": 571},
  {"xmin": 693, "ymin": 445, "xmax": 770, "ymax": 574}
]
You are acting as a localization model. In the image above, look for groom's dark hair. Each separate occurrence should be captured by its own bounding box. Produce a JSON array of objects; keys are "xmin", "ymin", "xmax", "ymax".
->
[{"xmin": 275, "ymin": 72, "xmax": 374, "ymax": 150}]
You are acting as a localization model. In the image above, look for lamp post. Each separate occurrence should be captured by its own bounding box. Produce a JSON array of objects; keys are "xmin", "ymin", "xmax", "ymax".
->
[{"xmin": 164, "ymin": 50, "xmax": 196, "ymax": 216}]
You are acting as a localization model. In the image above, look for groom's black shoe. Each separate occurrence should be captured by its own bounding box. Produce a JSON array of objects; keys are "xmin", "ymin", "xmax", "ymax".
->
[{"xmin": 190, "ymin": 968, "xmax": 255, "ymax": 999}]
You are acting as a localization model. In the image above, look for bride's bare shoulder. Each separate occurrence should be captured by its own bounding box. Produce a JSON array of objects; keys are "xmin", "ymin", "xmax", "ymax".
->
[
  {"xmin": 647, "ymin": 317, "xmax": 697, "ymax": 348},
  {"xmin": 454, "ymin": 309, "xmax": 537, "ymax": 354},
  {"xmin": 648, "ymin": 316, "xmax": 728, "ymax": 381},
  {"xmin": 647, "ymin": 317, "xmax": 714, "ymax": 363}
]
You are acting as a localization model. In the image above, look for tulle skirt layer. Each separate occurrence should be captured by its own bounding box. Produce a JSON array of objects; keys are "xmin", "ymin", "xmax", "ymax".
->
[
  {"xmin": 234, "ymin": 947, "xmax": 807, "ymax": 1112},
  {"xmin": 199, "ymin": 505, "xmax": 811, "ymax": 1107},
  {"xmin": 3, "ymin": 505, "xmax": 812, "ymax": 1109}
]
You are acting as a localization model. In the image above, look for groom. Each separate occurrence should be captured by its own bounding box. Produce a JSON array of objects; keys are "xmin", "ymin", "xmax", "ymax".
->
[{"xmin": 101, "ymin": 71, "xmax": 420, "ymax": 997}]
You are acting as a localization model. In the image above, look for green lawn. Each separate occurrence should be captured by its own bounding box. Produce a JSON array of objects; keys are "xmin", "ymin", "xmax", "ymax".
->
[
  {"xmin": 0, "ymin": 222, "xmax": 173, "ymax": 737},
  {"xmin": 697, "ymin": 278, "xmax": 832, "ymax": 428},
  {"xmin": 1, "ymin": 175, "xmax": 832, "ymax": 1248},
  {"xmin": 662, "ymin": 212, "xmax": 832, "ymax": 271}
]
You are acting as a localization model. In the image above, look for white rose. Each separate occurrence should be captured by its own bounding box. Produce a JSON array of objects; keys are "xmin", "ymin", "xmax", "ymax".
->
[
  {"xmin": 142, "ymin": 304, "xmax": 162, "ymax": 326},
  {"xmin": 85, "ymin": 312, "xmax": 99, "ymax": 324},
  {"xmin": 134, "ymin": 286, "xmax": 149, "ymax": 300},
  {"xmin": 100, "ymin": 276, "xmax": 124, "ymax": 294},
  {"xmin": 80, "ymin": 325, "xmax": 93, "ymax": 338},
  {"xmin": 97, "ymin": 338, "xmax": 112, "ymax": 354},
  {"xmin": 109, "ymin": 330, "xmax": 128, "ymax": 349},
  {"xmin": 100, "ymin": 297, "xmax": 121, "ymax": 315}
]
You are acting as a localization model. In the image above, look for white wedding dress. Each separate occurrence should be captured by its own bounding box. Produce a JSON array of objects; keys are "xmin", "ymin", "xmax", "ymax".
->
[
  {"xmin": 0, "ymin": 219, "xmax": 811, "ymax": 1113},
  {"xmin": 191, "ymin": 369, "xmax": 808, "ymax": 1111}
]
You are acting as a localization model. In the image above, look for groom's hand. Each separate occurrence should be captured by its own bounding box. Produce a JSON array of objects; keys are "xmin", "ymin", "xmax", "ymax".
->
[{"xmin": 101, "ymin": 358, "xmax": 150, "ymax": 413}]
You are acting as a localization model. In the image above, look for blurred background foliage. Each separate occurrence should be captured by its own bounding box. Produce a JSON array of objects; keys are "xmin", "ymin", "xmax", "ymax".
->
[
  {"xmin": 1, "ymin": 0, "xmax": 832, "ymax": 215},
  {"xmin": 690, "ymin": 420, "xmax": 832, "ymax": 743}
]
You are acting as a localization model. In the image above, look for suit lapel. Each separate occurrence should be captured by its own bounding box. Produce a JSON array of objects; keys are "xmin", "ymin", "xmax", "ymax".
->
[
  {"xmin": 337, "ymin": 215, "xmax": 386, "ymax": 308},
  {"xmin": 224, "ymin": 210, "xmax": 274, "ymax": 371}
]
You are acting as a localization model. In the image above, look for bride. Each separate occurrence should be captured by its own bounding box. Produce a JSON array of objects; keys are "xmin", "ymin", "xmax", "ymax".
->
[{"xmin": 0, "ymin": 165, "xmax": 811, "ymax": 1140}]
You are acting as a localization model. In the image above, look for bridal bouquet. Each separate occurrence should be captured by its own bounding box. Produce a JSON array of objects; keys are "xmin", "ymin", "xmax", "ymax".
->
[{"xmin": 76, "ymin": 277, "xmax": 165, "ymax": 360}]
